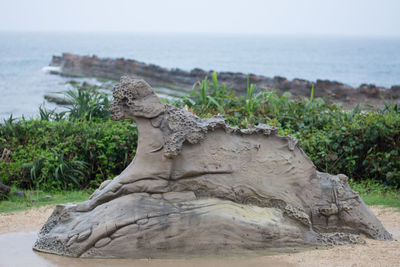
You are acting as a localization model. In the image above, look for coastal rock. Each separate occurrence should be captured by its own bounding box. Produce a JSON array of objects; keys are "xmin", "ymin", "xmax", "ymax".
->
[
  {"xmin": 33, "ymin": 77, "xmax": 392, "ymax": 258},
  {"xmin": 43, "ymin": 94, "xmax": 73, "ymax": 105},
  {"xmin": 49, "ymin": 53, "xmax": 400, "ymax": 108}
]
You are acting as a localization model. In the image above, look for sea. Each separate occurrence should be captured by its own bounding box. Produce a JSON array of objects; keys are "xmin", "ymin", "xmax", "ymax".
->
[{"xmin": 0, "ymin": 31, "xmax": 399, "ymax": 120}]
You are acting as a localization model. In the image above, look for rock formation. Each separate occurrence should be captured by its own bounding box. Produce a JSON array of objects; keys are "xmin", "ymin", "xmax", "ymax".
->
[
  {"xmin": 33, "ymin": 77, "xmax": 392, "ymax": 258},
  {"xmin": 49, "ymin": 53, "xmax": 400, "ymax": 109}
]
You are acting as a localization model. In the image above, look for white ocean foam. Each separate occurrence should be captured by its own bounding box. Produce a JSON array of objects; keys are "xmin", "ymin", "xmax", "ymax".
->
[{"xmin": 41, "ymin": 66, "xmax": 61, "ymax": 73}]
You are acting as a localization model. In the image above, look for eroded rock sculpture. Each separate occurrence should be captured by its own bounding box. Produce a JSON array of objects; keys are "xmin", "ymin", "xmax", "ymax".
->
[{"xmin": 33, "ymin": 77, "xmax": 392, "ymax": 258}]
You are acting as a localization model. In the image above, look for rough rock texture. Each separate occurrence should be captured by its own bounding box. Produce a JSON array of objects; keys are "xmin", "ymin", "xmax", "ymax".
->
[
  {"xmin": 49, "ymin": 53, "xmax": 400, "ymax": 108},
  {"xmin": 34, "ymin": 77, "xmax": 392, "ymax": 258}
]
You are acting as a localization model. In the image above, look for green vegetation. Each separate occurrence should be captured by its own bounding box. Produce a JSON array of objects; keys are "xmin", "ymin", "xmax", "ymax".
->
[
  {"xmin": 1, "ymin": 84, "xmax": 137, "ymax": 191},
  {"xmin": 0, "ymin": 187, "xmax": 90, "ymax": 213},
  {"xmin": 1, "ymin": 76, "xmax": 399, "ymax": 211},
  {"xmin": 349, "ymin": 180, "xmax": 400, "ymax": 210},
  {"xmin": 0, "ymin": 118, "xmax": 137, "ymax": 191}
]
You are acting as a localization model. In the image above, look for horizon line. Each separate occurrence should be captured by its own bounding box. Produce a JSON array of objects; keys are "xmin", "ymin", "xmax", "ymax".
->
[{"xmin": 0, "ymin": 29, "xmax": 399, "ymax": 39}]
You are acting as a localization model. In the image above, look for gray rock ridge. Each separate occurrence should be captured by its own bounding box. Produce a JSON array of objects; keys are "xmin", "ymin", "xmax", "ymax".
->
[
  {"xmin": 49, "ymin": 53, "xmax": 400, "ymax": 109},
  {"xmin": 34, "ymin": 77, "xmax": 392, "ymax": 258}
]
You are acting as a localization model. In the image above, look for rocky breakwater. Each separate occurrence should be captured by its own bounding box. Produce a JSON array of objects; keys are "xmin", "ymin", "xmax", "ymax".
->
[
  {"xmin": 49, "ymin": 53, "xmax": 400, "ymax": 108},
  {"xmin": 33, "ymin": 77, "xmax": 392, "ymax": 259}
]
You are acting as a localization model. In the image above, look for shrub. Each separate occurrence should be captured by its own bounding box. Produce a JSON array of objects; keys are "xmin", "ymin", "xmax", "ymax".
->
[
  {"xmin": 0, "ymin": 118, "xmax": 137, "ymax": 190},
  {"xmin": 63, "ymin": 83, "xmax": 110, "ymax": 120}
]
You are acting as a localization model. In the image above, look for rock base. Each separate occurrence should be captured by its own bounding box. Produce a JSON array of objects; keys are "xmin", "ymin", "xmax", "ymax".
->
[{"xmin": 34, "ymin": 192, "xmax": 366, "ymax": 258}]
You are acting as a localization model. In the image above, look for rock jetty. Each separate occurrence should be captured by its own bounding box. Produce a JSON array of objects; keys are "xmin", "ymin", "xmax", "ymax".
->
[{"xmin": 49, "ymin": 53, "xmax": 400, "ymax": 108}]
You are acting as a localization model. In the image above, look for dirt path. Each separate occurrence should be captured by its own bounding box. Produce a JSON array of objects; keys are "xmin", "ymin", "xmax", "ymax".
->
[{"xmin": 0, "ymin": 205, "xmax": 399, "ymax": 267}]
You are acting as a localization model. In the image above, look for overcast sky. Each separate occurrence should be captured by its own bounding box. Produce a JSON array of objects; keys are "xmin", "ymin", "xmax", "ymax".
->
[{"xmin": 0, "ymin": 0, "xmax": 399, "ymax": 36}]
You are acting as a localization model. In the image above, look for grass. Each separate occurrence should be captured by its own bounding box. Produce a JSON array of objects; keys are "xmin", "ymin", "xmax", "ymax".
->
[
  {"xmin": 350, "ymin": 180, "xmax": 400, "ymax": 210},
  {"xmin": 0, "ymin": 188, "xmax": 91, "ymax": 213},
  {"xmin": 361, "ymin": 192, "xmax": 400, "ymax": 209}
]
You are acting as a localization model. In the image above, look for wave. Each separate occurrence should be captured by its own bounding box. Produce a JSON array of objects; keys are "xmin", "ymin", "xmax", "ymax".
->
[{"xmin": 41, "ymin": 66, "xmax": 61, "ymax": 73}]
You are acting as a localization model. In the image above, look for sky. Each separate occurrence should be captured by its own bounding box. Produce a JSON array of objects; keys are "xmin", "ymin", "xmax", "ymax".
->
[{"xmin": 0, "ymin": 0, "xmax": 399, "ymax": 37}]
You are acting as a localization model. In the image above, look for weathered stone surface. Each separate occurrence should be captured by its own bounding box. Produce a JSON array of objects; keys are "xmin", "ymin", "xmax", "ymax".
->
[
  {"xmin": 34, "ymin": 77, "xmax": 392, "ymax": 258},
  {"xmin": 49, "ymin": 53, "xmax": 400, "ymax": 108}
]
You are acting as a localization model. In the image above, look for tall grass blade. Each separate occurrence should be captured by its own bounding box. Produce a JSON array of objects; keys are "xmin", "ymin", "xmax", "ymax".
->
[
  {"xmin": 309, "ymin": 84, "xmax": 315, "ymax": 108},
  {"xmin": 207, "ymin": 95, "xmax": 225, "ymax": 114},
  {"xmin": 211, "ymin": 71, "xmax": 219, "ymax": 97}
]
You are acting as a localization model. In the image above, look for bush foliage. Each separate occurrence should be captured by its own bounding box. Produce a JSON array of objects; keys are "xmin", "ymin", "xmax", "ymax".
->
[
  {"xmin": 0, "ymin": 83, "xmax": 136, "ymax": 190},
  {"xmin": 0, "ymin": 118, "xmax": 137, "ymax": 190},
  {"xmin": 1, "ymin": 76, "xmax": 399, "ymax": 191}
]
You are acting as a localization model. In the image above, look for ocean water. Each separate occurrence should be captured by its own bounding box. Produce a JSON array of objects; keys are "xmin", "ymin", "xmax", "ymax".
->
[{"xmin": 0, "ymin": 32, "xmax": 399, "ymax": 119}]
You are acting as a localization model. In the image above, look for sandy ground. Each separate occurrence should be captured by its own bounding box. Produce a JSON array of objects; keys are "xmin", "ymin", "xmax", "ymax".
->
[
  {"xmin": 0, "ymin": 205, "xmax": 54, "ymax": 234},
  {"xmin": 0, "ymin": 205, "xmax": 399, "ymax": 267}
]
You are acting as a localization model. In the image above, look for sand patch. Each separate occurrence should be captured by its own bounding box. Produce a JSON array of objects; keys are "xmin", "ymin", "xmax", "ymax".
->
[{"xmin": 0, "ymin": 205, "xmax": 54, "ymax": 234}]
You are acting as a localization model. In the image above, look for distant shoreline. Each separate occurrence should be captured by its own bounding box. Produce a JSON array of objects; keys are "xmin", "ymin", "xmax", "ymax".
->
[{"xmin": 49, "ymin": 53, "xmax": 400, "ymax": 109}]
